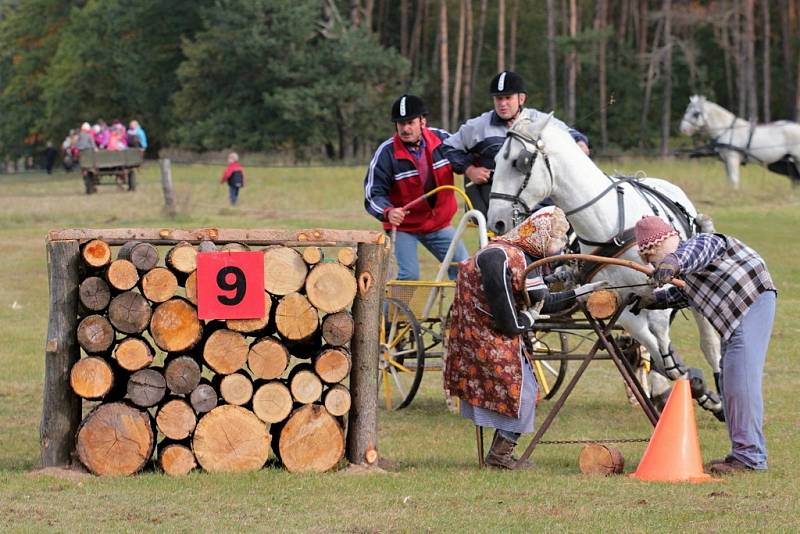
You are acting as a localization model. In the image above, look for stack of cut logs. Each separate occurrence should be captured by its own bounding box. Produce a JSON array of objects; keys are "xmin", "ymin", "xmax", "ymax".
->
[{"xmin": 71, "ymin": 239, "xmax": 359, "ymax": 476}]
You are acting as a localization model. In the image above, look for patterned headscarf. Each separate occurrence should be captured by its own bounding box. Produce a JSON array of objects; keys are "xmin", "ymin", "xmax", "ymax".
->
[{"xmin": 494, "ymin": 206, "xmax": 570, "ymax": 258}]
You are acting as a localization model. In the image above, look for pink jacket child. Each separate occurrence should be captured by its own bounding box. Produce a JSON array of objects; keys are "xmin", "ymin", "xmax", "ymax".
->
[{"xmin": 107, "ymin": 127, "xmax": 127, "ymax": 150}]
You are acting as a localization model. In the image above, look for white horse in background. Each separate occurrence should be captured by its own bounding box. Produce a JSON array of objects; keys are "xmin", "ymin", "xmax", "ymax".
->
[
  {"xmin": 487, "ymin": 109, "xmax": 724, "ymax": 420},
  {"xmin": 680, "ymin": 95, "xmax": 800, "ymax": 189}
]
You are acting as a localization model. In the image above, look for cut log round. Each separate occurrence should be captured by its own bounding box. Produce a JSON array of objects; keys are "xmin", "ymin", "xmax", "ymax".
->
[
  {"xmin": 227, "ymin": 294, "xmax": 271, "ymax": 334},
  {"xmin": 248, "ymin": 337, "xmax": 290, "ymax": 380},
  {"xmin": 76, "ymin": 402, "xmax": 155, "ymax": 476},
  {"xmin": 128, "ymin": 242, "xmax": 159, "ymax": 271},
  {"xmin": 156, "ymin": 398, "xmax": 197, "ymax": 440},
  {"xmin": 141, "ymin": 267, "xmax": 178, "ymax": 303},
  {"xmin": 323, "ymin": 384, "xmax": 352, "ymax": 417},
  {"xmin": 158, "ymin": 441, "xmax": 197, "ymax": 476},
  {"xmin": 127, "ymin": 368, "xmax": 166, "ymax": 407},
  {"xmin": 77, "ymin": 314, "xmax": 115, "ymax": 354},
  {"xmin": 106, "ymin": 259, "xmax": 139, "ymax": 291},
  {"xmin": 79, "ymin": 276, "xmax": 111, "ymax": 312},
  {"xmin": 150, "ymin": 298, "xmax": 202, "ymax": 352},
  {"xmin": 302, "ymin": 246, "xmax": 324, "ymax": 265},
  {"xmin": 184, "ymin": 271, "xmax": 198, "ymax": 304},
  {"xmin": 337, "ymin": 247, "xmax": 356, "ymax": 267},
  {"xmin": 275, "ymin": 292, "xmax": 319, "ymax": 342},
  {"xmin": 192, "ymin": 405, "xmax": 271, "ymax": 473},
  {"xmin": 578, "ymin": 443, "xmax": 625, "ymax": 475},
  {"xmin": 263, "ymin": 246, "xmax": 307, "ymax": 296},
  {"xmin": 81, "ymin": 239, "xmax": 111, "ymax": 269},
  {"xmin": 114, "ymin": 337, "xmax": 154, "ymax": 372},
  {"xmin": 203, "ymin": 329, "xmax": 249, "ymax": 374},
  {"xmin": 321, "ymin": 311, "xmax": 354, "ymax": 346},
  {"xmin": 252, "ymin": 381, "xmax": 293, "ymax": 424},
  {"xmin": 305, "ymin": 262, "xmax": 357, "ymax": 313},
  {"xmin": 313, "ymin": 347, "xmax": 351, "ymax": 384},
  {"xmin": 586, "ymin": 290, "xmax": 620, "ymax": 320},
  {"xmin": 215, "ymin": 372, "xmax": 254, "ymax": 406},
  {"xmin": 164, "ymin": 355, "xmax": 202, "ymax": 395},
  {"xmin": 220, "ymin": 242, "xmax": 250, "ymax": 252},
  {"xmin": 277, "ymin": 404, "xmax": 344, "ymax": 473},
  {"xmin": 289, "ymin": 364, "xmax": 323, "ymax": 404},
  {"xmin": 70, "ymin": 356, "xmax": 114, "ymax": 399},
  {"xmin": 108, "ymin": 291, "xmax": 152, "ymax": 335},
  {"xmin": 189, "ymin": 381, "xmax": 218, "ymax": 414},
  {"xmin": 166, "ymin": 242, "xmax": 198, "ymax": 276}
]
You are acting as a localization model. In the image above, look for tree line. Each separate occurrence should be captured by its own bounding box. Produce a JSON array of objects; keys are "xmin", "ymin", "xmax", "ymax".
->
[{"xmin": 1, "ymin": 0, "xmax": 799, "ymax": 162}]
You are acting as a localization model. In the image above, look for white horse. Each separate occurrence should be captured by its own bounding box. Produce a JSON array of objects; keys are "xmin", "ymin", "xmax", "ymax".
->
[
  {"xmin": 487, "ymin": 109, "xmax": 724, "ymax": 419},
  {"xmin": 680, "ymin": 95, "xmax": 800, "ymax": 189}
]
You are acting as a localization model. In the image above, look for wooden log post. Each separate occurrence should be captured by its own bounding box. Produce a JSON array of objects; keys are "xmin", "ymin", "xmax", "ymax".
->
[
  {"xmin": 42, "ymin": 240, "xmax": 81, "ymax": 467},
  {"xmin": 346, "ymin": 242, "xmax": 387, "ymax": 465},
  {"xmin": 160, "ymin": 158, "xmax": 177, "ymax": 216}
]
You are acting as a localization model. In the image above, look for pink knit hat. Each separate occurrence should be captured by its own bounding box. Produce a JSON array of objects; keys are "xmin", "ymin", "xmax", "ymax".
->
[{"xmin": 634, "ymin": 216, "xmax": 678, "ymax": 251}]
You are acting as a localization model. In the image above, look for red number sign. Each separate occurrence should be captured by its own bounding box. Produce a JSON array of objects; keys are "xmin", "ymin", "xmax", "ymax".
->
[{"xmin": 196, "ymin": 251, "xmax": 265, "ymax": 320}]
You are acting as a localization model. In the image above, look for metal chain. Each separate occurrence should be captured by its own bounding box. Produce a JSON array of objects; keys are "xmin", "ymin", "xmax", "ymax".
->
[{"xmin": 536, "ymin": 437, "xmax": 650, "ymax": 445}]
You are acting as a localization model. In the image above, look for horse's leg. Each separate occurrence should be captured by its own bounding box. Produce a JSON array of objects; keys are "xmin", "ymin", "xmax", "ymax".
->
[
  {"xmin": 641, "ymin": 309, "xmax": 725, "ymax": 421},
  {"xmin": 617, "ymin": 311, "xmax": 664, "ymax": 396},
  {"xmin": 722, "ymin": 151, "xmax": 742, "ymax": 189}
]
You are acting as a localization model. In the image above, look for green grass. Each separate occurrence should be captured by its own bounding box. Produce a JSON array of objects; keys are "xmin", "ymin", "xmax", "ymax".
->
[{"xmin": 0, "ymin": 159, "xmax": 799, "ymax": 533}]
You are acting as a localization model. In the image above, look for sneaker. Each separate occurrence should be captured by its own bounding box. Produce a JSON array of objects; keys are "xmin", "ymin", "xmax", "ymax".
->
[{"xmin": 707, "ymin": 456, "xmax": 755, "ymax": 475}]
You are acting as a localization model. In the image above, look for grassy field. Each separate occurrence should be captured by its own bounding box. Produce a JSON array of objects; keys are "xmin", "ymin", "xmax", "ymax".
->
[{"xmin": 0, "ymin": 158, "xmax": 798, "ymax": 533}]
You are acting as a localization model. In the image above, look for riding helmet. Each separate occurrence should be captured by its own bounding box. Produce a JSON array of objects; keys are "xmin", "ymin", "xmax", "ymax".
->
[
  {"xmin": 489, "ymin": 71, "xmax": 526, "ymax": 96},
  {"xmin": 391, "ymin": 94, "xmax": 428, "ymax": 122}
]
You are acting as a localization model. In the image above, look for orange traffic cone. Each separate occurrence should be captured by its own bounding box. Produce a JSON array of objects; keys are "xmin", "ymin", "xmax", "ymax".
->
[{"xmin": 630, "ymin": 379, "xmax": 715, "ymax": 483}]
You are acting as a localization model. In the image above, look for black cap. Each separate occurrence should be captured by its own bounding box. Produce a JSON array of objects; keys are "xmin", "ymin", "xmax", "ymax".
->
[
  {"xmin": 391, "ymin": 94, "xmax": 428, "ymax": 122},
  {"xmin": 489, "ymin": 71, "xmax": 526, "ymax": 96}
]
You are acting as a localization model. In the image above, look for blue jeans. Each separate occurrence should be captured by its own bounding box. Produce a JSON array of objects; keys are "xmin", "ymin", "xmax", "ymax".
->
[
  {"xmin": 228, "ymin": 185, "xmax": 240, "ymax": 205},
  {"xmin": 720, "ymin": 290, "xmax": 776, "ymax": 470},
  {"xmin": 393, "ymin": 226, "xmax": 469, "ymax": 280}
]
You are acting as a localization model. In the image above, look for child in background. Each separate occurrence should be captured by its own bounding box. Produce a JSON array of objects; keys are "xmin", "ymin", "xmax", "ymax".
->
[{"xmin": 220, "ymin": 152, "xmax": 245, "ymax": 206}]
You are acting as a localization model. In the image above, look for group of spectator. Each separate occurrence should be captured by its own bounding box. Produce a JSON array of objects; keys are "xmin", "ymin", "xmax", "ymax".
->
[{"xmin": 61, "ymin": 119, "xmax": 147, "ymax": 172}]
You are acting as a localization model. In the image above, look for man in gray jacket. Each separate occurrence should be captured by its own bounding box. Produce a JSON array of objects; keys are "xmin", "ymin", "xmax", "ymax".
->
[{"xmin": 444, "ymin": 71, "xmax": 590, "ymax": 217}]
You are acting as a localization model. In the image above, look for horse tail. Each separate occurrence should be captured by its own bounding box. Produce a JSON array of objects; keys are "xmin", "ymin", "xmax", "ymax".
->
[{"xmin": 695, "ymin": 213, "xmax": 716, "ymax": 234}]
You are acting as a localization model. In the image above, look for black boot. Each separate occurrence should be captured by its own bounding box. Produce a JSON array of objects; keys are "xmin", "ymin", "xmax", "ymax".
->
[{"xmin": 485, "ymin": 432, "xmax": 534, "ymax": 470}]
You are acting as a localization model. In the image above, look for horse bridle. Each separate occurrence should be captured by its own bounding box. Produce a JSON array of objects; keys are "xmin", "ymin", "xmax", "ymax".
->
[{"xmin": 489, "ymin": 129, "xmax": 553, "ymax": 225}]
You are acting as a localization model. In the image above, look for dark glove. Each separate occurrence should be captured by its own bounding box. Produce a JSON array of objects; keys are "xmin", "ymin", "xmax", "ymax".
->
[
  {"xmin": 544, "ymin": 268, "xmax": 577, "ymax": 286},
  {"xmin": 652, "ymin": 254, "xmax": 680, "ymax": 287}
]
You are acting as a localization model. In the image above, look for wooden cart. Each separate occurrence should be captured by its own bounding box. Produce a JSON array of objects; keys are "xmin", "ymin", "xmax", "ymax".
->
[{"xmin": 79, "ymin": 148, "xmax": 143, "ymax": 194}]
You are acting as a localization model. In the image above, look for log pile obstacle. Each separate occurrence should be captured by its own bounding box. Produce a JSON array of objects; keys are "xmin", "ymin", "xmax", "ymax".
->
[{"xmin": 42, "ymin": 228, "xmax": 388, "ymax": 475}]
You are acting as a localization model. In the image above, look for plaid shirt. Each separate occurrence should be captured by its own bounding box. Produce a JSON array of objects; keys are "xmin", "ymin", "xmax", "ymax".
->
[{"xmin": 656, "ymin": 233, "xmax": 776, "ymax": 341}]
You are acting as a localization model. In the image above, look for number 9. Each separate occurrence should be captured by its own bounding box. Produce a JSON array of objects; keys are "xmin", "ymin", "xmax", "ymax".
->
[{"xmin": 217, "ymin": 266, "xmax": 246, "ymax": 305}]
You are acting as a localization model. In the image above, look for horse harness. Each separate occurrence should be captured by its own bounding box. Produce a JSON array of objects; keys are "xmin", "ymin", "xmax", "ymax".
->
[
  {"xmin": 488, "ymin": 129, "xmax": 553, "ymax": 226},
  {"xmin": 489, "ymin": 128, "xmax": 698, "ymax": 282}
]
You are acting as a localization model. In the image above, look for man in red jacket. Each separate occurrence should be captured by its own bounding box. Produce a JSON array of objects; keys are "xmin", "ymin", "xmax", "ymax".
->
[{"xmin": 364, "ymin": 95, "xmax": 468, "ymax": 280}]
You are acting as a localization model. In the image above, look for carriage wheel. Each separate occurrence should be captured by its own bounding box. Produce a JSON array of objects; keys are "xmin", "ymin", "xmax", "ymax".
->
[
  {"xmin": 127, "ymin": 170, "xmax": 136, "ymax": 191},
  {"xmin": 83, "ymin": 173, "xmax": 96, "ymax": 195},
  {"xmin": 530, "ymin": 331, "xmax": 569, "ymax": 400},
  {"xmin": 379, "ymin": 297, "xmax": 425, "ymax": 411}
]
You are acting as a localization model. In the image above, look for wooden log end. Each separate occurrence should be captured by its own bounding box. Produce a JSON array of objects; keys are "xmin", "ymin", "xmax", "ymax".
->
[
  {"xmin": 76, "ymin": 402, "xmax": 154, "ymax": 476},
  {"xmin": 586, "ymin": 289, "xmax": 620, "ymax": 320},
  {"xmin": 193, "ymin": 405, "xmax": 271, "ymax": 473},
  {"xmin": 578, "ymin": 443, "xmax": 625, "ymax": 476}
]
